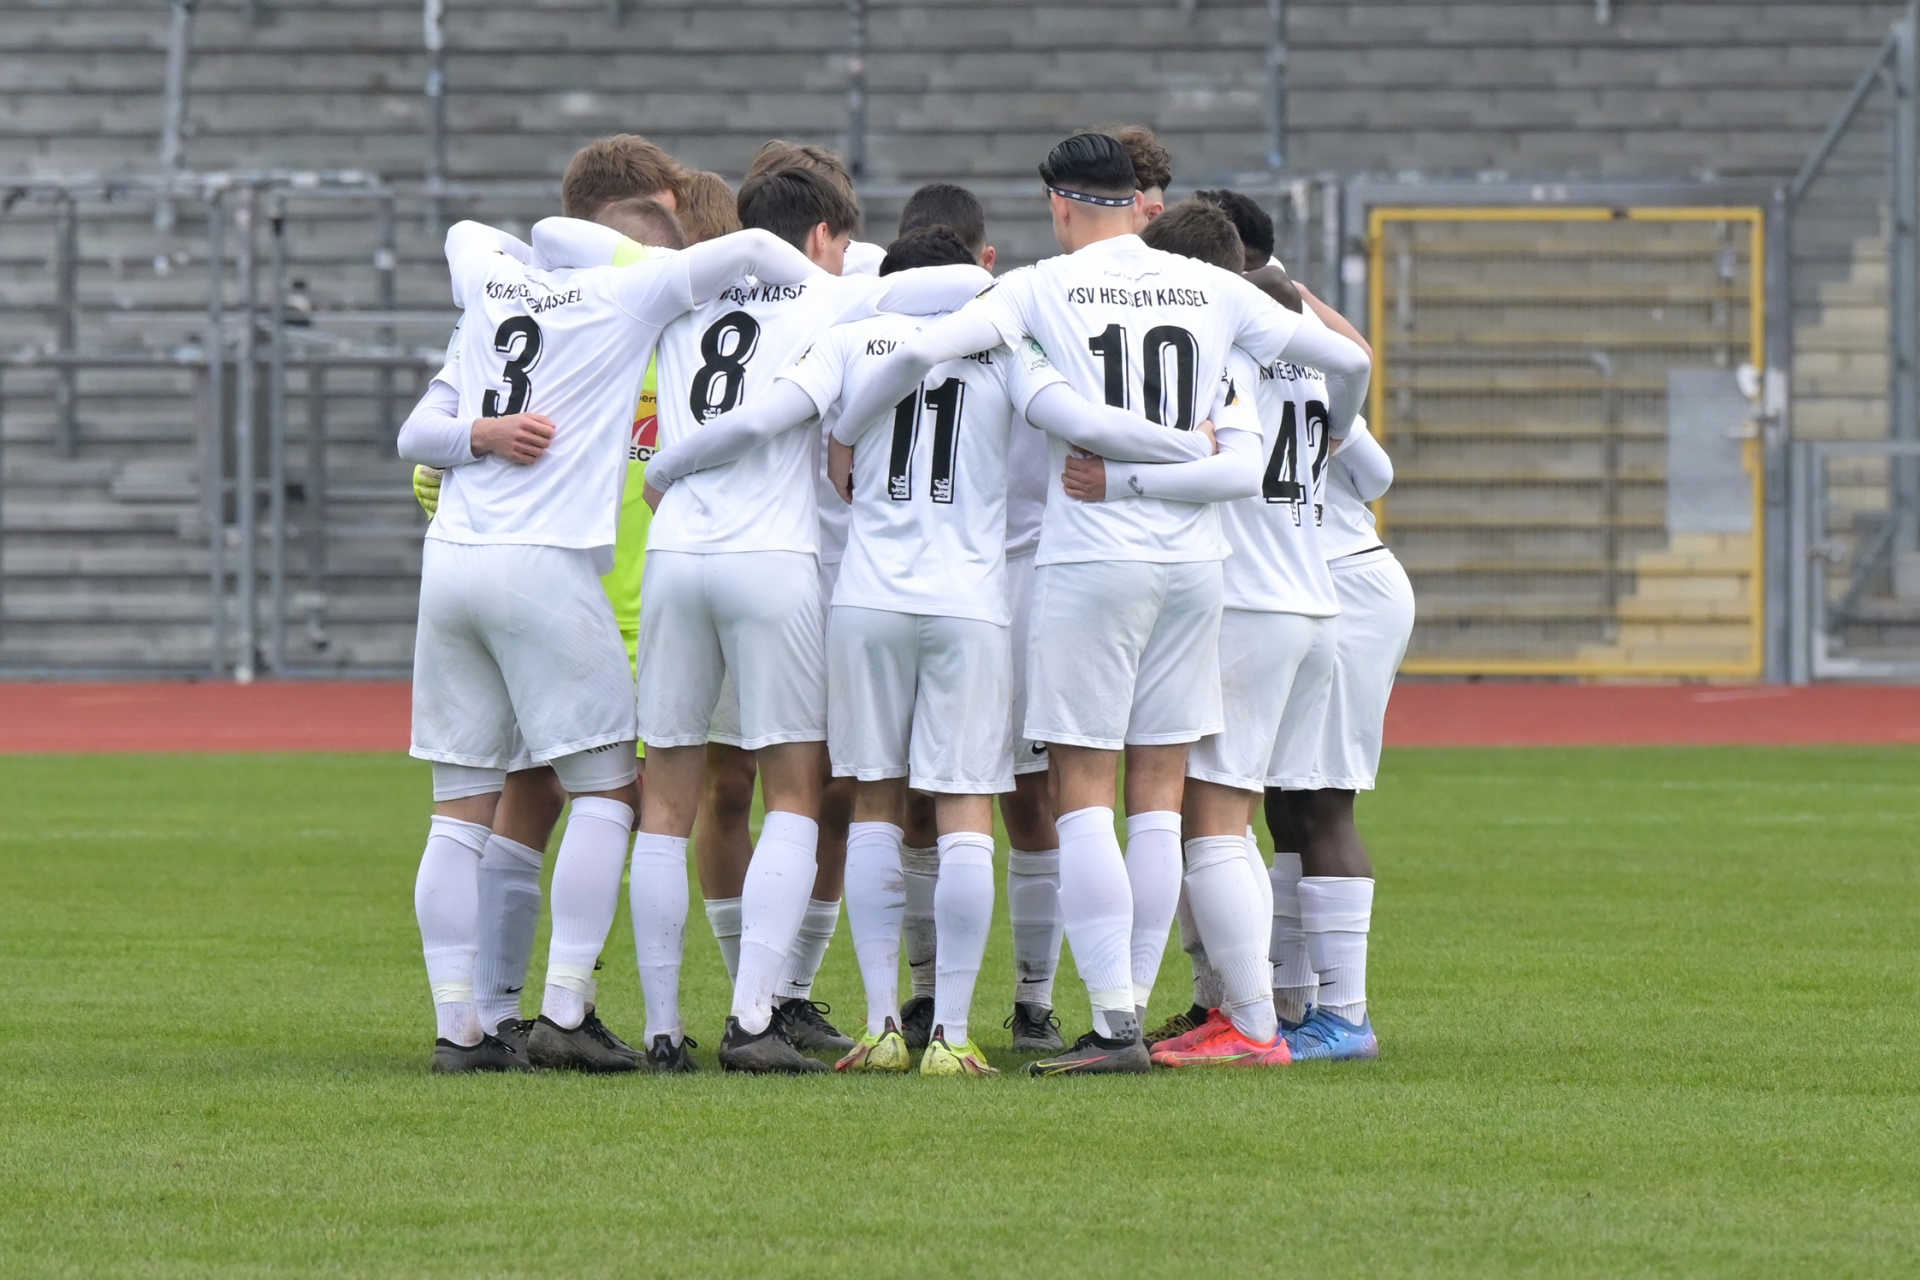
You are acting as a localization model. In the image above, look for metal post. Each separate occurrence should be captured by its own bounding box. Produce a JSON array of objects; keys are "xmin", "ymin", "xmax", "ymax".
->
[
  {"xmin": 306, "ymin": 363, "xmax": 327, "ymax": 594},
  {"xmin": 205, "ymin": 191, "xmax": 227, "ymax": 676},
  {"xmin": 377, "ymin": 193, "xmax": 398, "ymax": 435},
  {"xmin": 424, "ymin": 0, "xmax": 448, "ymax": 228},
  {"xmin": 268, "ymin": 190, "xmax": 289, "ymax": 672},
  {"xmin": 1765, "ymin": 186, "xmax": 1794, "ymax": 682},
  {"xmin": 0, "ymin": 366, "xmax": 7, "ymax": 650},
  {"xmin": 53, "ymin": 196, "xmax": 78, "ymax": 457},
  {"xmin": 607, "ymin": 0, "xmax": 623, "ymax": 26},
  {"xmin": 1788, "ymin": 441, "xmax": 1811, "ymax": 683},
  {"xmin": 1319, "ymin": 175, "xmax": 1341, "ymax": 314},
  {"xmin": 846, "ymin": 0, "xmax": 869, "ymax": 179},
  {"xmin": 233, "ymin": 184, "xmax": 258, "ymax": 684},
  {"xmin": 155, "ymin": 0, "xmax": 197, "ymax": 233},
  {"xmin": 1265, "ymin": 0, "xmax": 1287, "ymax": 171},
  {"xmin": 1893, "ymin": 8, "xmax": 1920, "ymax": 554}
]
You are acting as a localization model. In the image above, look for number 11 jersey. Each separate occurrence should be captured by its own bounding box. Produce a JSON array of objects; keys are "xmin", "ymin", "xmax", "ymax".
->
[{"xmin": 964, "ymin": 232, "xmax": 1305, "ymax": 567}]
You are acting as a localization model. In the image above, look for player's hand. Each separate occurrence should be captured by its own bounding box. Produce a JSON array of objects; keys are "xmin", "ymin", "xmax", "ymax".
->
[
  {"xmin": 643, "ymin": 483, "xmax": 664, "ymax": 512},
  {"xmin": 1196, "ymin": 417, "xmax": 1218, "ymax": 453},
  {"xmin": 828, "ymin": 439, "xmax": 855, "ymax": 504},
  {"xmin": 470, "ymin": 412, "xmax": 557, "ymax": 465},
  {"xmin": 411, "ymin": 465, "xmax": 443, "ymax": 519},
  {"xmin": 1061, "ymin": 449, "xmax": 1107, "ymax": 502}
]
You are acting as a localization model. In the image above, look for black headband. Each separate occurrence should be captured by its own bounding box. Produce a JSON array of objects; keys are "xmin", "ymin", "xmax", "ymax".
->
[{"xmin": 1046, "ymin": 185, "xmax": 1135, "ymax": 208}]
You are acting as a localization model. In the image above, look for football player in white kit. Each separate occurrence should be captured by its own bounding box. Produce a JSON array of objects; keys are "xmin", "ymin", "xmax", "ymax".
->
[
  {"xmin": 1087, "ymin": 203, "xmax": 1340, "ymax": 1068},
  {"xmin": 555, "ymin": 168, "xmax": 991, "ymax": 1073},
  {"xmin": 834, "ymin": 133, "xmax": 1372, "ymax": 1074},
  {"xmin": 399, "ymin": 216, "xmax": 824, "ymax": 1073},
  {"xmin": 1267, "ymin": 412, "xmax": 1412, "ymax": 1062}
]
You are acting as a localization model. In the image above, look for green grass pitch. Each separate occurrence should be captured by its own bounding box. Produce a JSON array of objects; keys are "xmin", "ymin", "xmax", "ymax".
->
[{"xmin": 2, "ymin": 746, "xmax": 1916, "ymax": 1277}]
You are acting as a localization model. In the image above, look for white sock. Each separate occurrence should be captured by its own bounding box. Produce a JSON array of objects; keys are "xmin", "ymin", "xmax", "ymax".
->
[
  {"xmin": 731, "ymin": 810, "xmax": 819, "ymax": 1034},
  {"xmin": 901, "ymin": 844, "xmax": 939, "ymax": 1000},
  {"xmin": 1300, "ymin": 876, "xmax": 1374, "ymax": 1023},
  {"xmin": 704, "ymin": 896, "xmax": 742, "ymax": 981},
  {"xmin": 629, "ymin": 832, "xmax": 689, "ymax": 1045},
  {"xmin": 1007, "ymin": 847, "xmax": 1062, "ymax": 1008},
  {"xmin": 933, "ymin": 832, "xmax": 995, "ymax": 1046},
  {"xmin": 540, "ymin": 795, "xmax": 634, "ymax": 1030},
  {"xmin": 474, "ymin": 832, "xmax": 542, "ymax": 1035},
  {"xmin": 775, "ymin": 897, "xmax": 840, "ymax": 1002},
  {"xmin": 1175, "ymin": 886, "xmax": 1223, "ymax": 1010},
  {"xmin": 416, "ymin": 815, "xmax": 490, "ymax": 1046},
  {"xmin": 1055, "ymin": 806, "xmax": 1135, "ymax": 1040},
  {"xmin": 1124, "ymin": 810, "xmax": 1183, "ymax": 1011},
  {"xmin": 1269, "ymin": 850, "xmax": 1315, "ymax": 1024},
  {"xmin": 1184, "ymin": 835, "xmax": 1278, "ymax": 1043},
  {"xmin": 844, "ymin": 821, "xmax": 906, "ymax": 1036},
  {"xmin": 1245, "ymin": 827, "xmax": 1274, "ymax": 942}
]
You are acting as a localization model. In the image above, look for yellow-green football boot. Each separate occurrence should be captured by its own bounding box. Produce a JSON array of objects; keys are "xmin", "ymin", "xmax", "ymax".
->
[
  {"xmin": 919, "ymin": 1026, "xmax": 999, "ymax": 1077},
  {"xmin": 833, "ymin": 1016, "xmax": 913, "ymax": 1073}
]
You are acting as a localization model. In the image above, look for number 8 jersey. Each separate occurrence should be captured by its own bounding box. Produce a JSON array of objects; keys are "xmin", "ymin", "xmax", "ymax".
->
[{"xmin": 963, "ymin": 233, "xmax": 1304, "ymax": 567}]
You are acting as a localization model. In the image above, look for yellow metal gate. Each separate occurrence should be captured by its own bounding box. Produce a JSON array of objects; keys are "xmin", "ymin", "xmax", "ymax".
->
[{"xmin": 1369, "ymin": 207, "xmax": 1766, "ymax": 677}]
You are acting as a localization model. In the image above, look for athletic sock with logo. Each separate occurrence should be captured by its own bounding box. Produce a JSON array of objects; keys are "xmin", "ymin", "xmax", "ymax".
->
[
  {"xmin": 473, "ymin": 832, "xmax": 542, "ymax": 1035},
  {"xmin": 900, "ymin": 844, "xmax": 940, "ymax": 1001},
  {"xmin": 1175, "ymin": 885, "xmax": 1224, "ymax": 1011},
  {"xmin": 629, "ymin": 832, "xmax": 690, "ymax": 1045},
  {"xmin": 1184, "ymin": 834, "xmax": 1278, "ymax": 1043},
  {"xmin": 932, "ymin": 832, "xmax": 995, "ymax": 1046},
  {"xmin": 540, "ymin": 795, "xmax": 635, "ymax": 1030},
  {"xmin": 1007, "ymin": 847, "xmax": 1063, "ymax": 1008},
  {"xmin": 1269, "ymin": 850, "xmax": 1316, "ymax": 1025},
  {"xmin": 774, "ymin": 897, "xmax": 841, "ymax": 1002},
  {"xmin": 704, "ymin": 896, "xmax": 742, "ymax": 981},
  {"xmin": 1124, "ymin": 810, "xmax": 1183, "ymax": 1012},
  {"xmin": 731, "ymin": 810, "xmax": 819, "ymax": 1034},
  {"xmin": 416, "ymin": 815, "xmax": 490, "ymax": 1046},
  {"xmin": 843, "ymin": 821, "xmax": 906, "ymax": 1036},
  {"xmin": 1299, "ymin": 875, "xmax": 1373, "ymax": 1023},
  {"xmin": 1055, "ymin": 806, "xmax": 1136, "ymax": 1040}
]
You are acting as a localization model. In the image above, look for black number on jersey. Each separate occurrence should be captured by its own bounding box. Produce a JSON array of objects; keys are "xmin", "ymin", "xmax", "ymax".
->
[
  {"xmin": 1262, "ymin": 397, "xmax": 1331, "ymax": 526},
  {"xmin": 885, "ymin": 378, "xmax": 965, "ymax": 503},
  {"xmin": 1086, "ymin": 324, "xmax": 1200, "ymax": 430},
  {"xmin": 480, "ymin": 316, "xmax": 543, "ymax": 417},
  {"xmin": 688, "ymin": 311, "xmax": 761, "ymax": 422}
]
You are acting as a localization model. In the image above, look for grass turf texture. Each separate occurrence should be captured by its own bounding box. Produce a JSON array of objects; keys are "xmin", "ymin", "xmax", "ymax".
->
[{"xmin": 1, "ymin": 748, "xmax": 1916, "ymax": 1277}]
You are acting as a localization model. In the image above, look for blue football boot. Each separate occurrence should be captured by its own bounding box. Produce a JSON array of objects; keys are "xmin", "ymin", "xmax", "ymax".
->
[{"xmin": 1283, "ymin": 1007, "xmax": 1379, "ymax": 1061}]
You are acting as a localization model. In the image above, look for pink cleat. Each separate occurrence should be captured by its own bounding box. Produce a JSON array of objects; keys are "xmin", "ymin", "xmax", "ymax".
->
[{"xmin": 1152, "ymin": 1017, "xmax": 1292, "ymax": 1068}]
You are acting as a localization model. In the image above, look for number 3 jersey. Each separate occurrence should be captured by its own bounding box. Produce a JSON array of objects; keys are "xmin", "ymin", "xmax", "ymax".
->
[
  {"xmin": 1220, "ymin": 342, "xmax": 1340, "ymax": 615},
  {"xmin": 964, "ymin": 232, "xmax": 1305, "ymax": 567},
  {"xmin": 786, "ymin": 313, "xmax": 1064, "ymax": 626},
  {"xmin": 647, "ymin": 274, "xmax": 901, "ymax": 558},
  {"xmin": 431, "ymin": 242, "xmax": 694, "ymax": 567}
]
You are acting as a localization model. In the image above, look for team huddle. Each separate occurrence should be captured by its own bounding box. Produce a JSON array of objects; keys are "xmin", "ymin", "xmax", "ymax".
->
[{"xmin": 401, "ymin": 125, "xmax": 1415, "ymax": 1077}]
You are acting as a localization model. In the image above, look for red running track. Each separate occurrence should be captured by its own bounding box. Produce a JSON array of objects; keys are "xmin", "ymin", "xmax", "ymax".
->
[{"xmin": 0, "ymin": 681, "xmax": 1917, "ymax": 754}]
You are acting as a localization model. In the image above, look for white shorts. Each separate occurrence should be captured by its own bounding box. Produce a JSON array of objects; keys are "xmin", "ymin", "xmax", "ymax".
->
[
  {"xmin": 1315, "ymin": 549, "xmax": 1416, "ymax": 789},
  {"xmin": 828, "ymin": 606, "xmax": 1014, "ymax": 794},
  {"xmin": 1265, "ymin": 604, "xmax": 1340, "ymax": 788},
  {"xmin": 1005, "ymin": 549, "xmax": 1047, "ymax": 774},
  {"xmin": 636, "ymin": 549, "xmax": 827, "ymax": 751},
  {"xmin": 1187, "ymin": 610, "xmax": 1330, "ymax": 793},
  {"xmin": 411, "ymin": 539, "xmax": 637, "ymax": 771},
  {"xmin": 707, "ymin": 556, "xmax": 837, "ymax": 749},
  {"xmin": 1026, "ymin": 559, "xmax": 1224, "ymax": 750}
]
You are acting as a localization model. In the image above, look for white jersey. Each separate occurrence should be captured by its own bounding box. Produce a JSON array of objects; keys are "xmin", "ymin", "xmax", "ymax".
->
[
  {"xmin": 1322, "ymin": 421, "xmax": 1390, "ymax": 561},
  {"xmin": 788, "ymin": 312, "xmax": 1062, "ymax": 624},
  {"xmin": 431, "ymin": 246, "xmax": 692, "ymax": 565},
  {"xmin": 844, "ymin": 240, "xmax": 887, "ymax": 277},
  {"xmin": 647, "ymin": 274, "xmax": 890, "ymax": 557},
  {"xmin": 967, "ymin": 233, "xmax": 1304, "ymax": 566},
  {"xmin": 1219, "ymin": 347, "xmax": 1340, "ymax": 615},
  {"xmin": 1005, "ymin": 409, "xmax": 1050, "ymax": 557}
]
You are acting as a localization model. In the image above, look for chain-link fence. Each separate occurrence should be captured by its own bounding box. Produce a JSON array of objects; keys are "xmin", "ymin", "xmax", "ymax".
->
[{"xmin": 1369, "ymin": 205, "xmax": 1765, "ymax": 677}]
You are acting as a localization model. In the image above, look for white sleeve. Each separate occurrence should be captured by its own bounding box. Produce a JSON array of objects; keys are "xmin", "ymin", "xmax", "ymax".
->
[
  {"xmin": 645, "ymin": 379, "xmax": 820, "ymax": 490},
  {"xmin": 1023, "ymin": 381, "xmax": 1212, "ymax": 464},
  {"xmin": 531, "ymin": 216, "xmax": 626, "ymax": 268},
  {"xmin": 842, "ymin": 239, "xmax": 887, "ymax": 276},
  {"xmin": 780, "ymin": 328, "xmax": 855, "ymax": 423},
  {"xmin": 1333, "ymin": 416, "xmax": 1393, "ymax": 500},
  {"xmin": 872, "ymin": 264, "xmax": 994, "ymax": 318},
  {"xmin": 443, "ymin": 221, "xmax": 531, "ymax": 307},
  {"xmin": 395, "ymin": 378, "xmax": 474, "ymax": 468},
  {"xmin": 832, "ymin": 304, "xmax": 1019, "ymax": 440},
  {"xmin": 1099, "ymin": 426, "xmax": 1262, "ymax": 503},
  {"xmin": 608, "ymin": 228, "xmax": 826, "ymax": 329},
  {"xmin": 998, "ymin": 337, "xmax": 1068, "ymax": 423},
  {"xmin": 1274, "ymin": 321, "xmax": 1370, "ymax": 441}
]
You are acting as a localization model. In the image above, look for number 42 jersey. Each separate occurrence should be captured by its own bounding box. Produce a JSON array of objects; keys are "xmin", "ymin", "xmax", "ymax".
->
[{"xmin": 431, "ymin": 243, "xmax": 693, "ymax": 568}]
